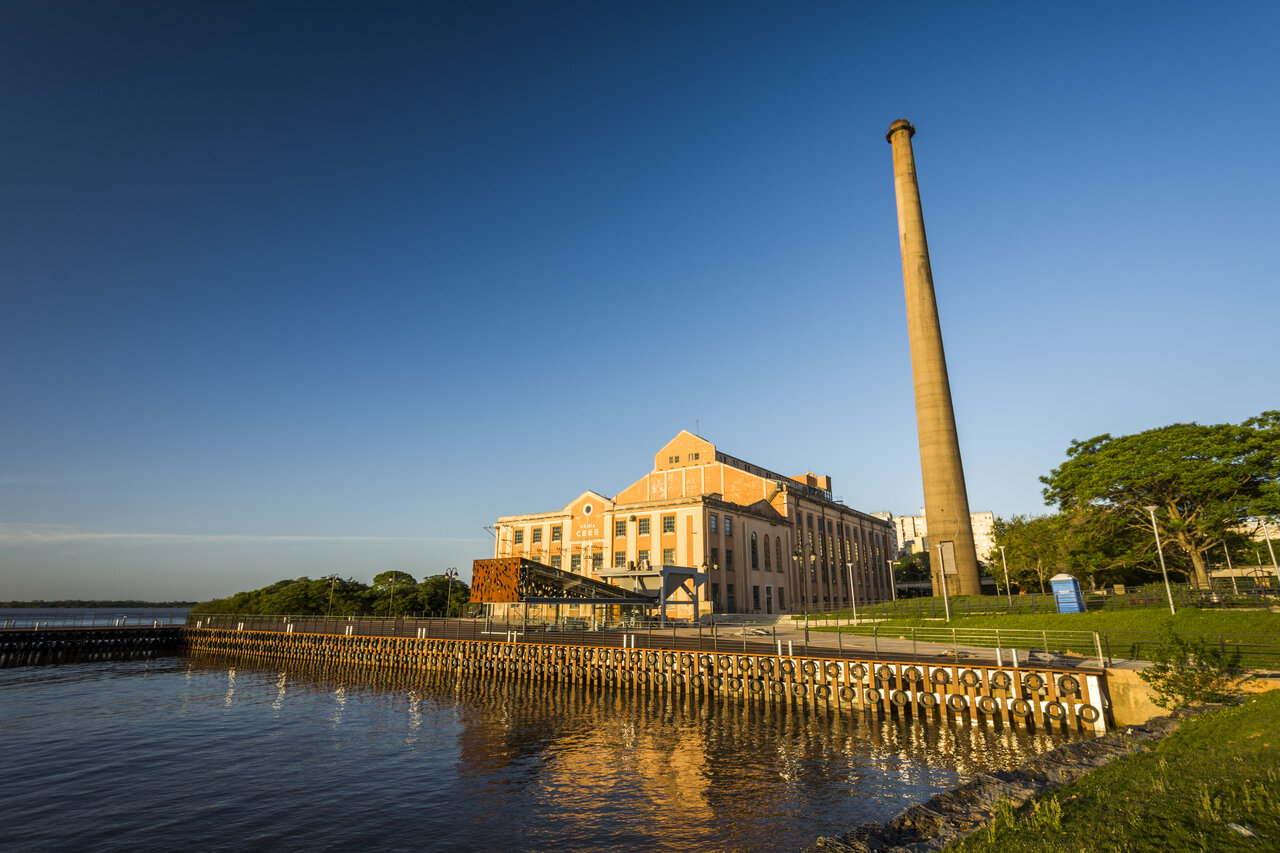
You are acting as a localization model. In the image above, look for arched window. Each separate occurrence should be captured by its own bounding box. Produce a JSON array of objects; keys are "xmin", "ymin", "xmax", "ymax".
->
[
  {"xmin": 763, "ymin": 536, "xmax": 771, "ymax": 571},
  {"xmin": 750, "ymin": 532, "xmax": 759, "ymax": 570}
]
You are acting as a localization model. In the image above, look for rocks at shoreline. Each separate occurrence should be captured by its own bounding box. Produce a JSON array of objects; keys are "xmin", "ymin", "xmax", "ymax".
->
[{"xmin": 802, "ymin": 709, "xmax": 1204, "ymax": 853}]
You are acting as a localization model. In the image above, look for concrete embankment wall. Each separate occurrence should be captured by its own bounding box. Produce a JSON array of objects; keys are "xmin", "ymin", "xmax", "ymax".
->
[{"xmin": 184, "ymin": 627, "xmax": 1110, "ymax": 734}]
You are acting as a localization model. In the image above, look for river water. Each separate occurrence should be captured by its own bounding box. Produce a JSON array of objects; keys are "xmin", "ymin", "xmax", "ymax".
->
[{"xmin": 0, "ymin": 644, "xmax": 1082, "ymax": 852}]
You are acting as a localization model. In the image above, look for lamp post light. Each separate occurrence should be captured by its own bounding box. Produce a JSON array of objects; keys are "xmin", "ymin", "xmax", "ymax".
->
[
  {"xmin": 887, "ymin": 559, "xmax": 897, "ymax": 602},
  {"xmin": 935, "ymin": 543, "xmax": 952, "ymax": 622},
  {"xmin": 844, "ymin": 562, "xmax": 858, "ymax": 625},
  {"xmin": 792, "ymin": 544, "xmax": 809, "ymax": 644},
  {"xmin": 444, "ymin": 567, "xmax": 458, "ymax": 618},
  {"xmin": 1260, "ymin": 518, "xmax": 1280, "ymax": 589},
  {"xmin": 810, "ymin": 552, "xmax": 819, "ymax": 612},
  {"xmin": 1144, "ymin": 506, "xmax": 1177, "ymax": 615},
  {"xmin": 998, "ymin": 545, "xmax": 1013, "ymax": 608}
]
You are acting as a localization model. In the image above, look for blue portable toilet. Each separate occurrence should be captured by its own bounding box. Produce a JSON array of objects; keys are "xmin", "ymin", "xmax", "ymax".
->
[{"xmin": 1051, "ymin": 573, "xmax": 1085, "ymax": 614}]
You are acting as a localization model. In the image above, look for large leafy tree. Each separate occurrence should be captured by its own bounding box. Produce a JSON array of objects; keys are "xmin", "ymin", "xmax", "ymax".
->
[
  {"xmin": 371, "ymin": 571, "xmax": 421, "ymax": 616},
  {"xmin": 419, "ymin": 574, "xmax": 471, "ymax": 616},
  {"xmin": 1041, "ymin": 412, "xmax": 1280, "ymax": 587},
  {"xmin": 893, "ymin": 550, "xmax": 931, "ymax": 583},
  {"xmin": 992, "ymin": 514, "xmax": 1068, "ymax": 593}
]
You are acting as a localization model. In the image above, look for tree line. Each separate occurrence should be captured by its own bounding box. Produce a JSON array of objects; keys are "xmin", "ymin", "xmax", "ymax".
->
[
  {"xmin": 989, "ymin": 411, "xmax": 1279, "ymax": 592},
  {"xmin": 189, "ymin": 571, "xmax": 471, "ymax": 617}
]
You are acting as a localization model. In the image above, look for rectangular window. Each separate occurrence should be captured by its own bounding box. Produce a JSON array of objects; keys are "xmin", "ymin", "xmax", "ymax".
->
[
  {"xmin": 514, "ymin": 529, "xmax": 524, "ymax": 545},
  {"xmin": 712, "ymin": 582, "xmax": 720, "ymax": 603},
  {"xmin": 532, "ymin": 528, "xmax": 542, "ymax": 543},
  {"xmin": 662, "ymin": 547, "xmax": 675, "ymax": 565},
  {"xmin": 709, "ymin": 514, "xmax": 718, "ymax": 534},
  {"xmin": 550, "ymin": 555, "xmax": 561, "ymax": 569},
  {"xmin": 570, "ymin": 554, "xmax": 581, "ymax": 571},
  {"xmin": 691, "ymin": 452, "xmax": 700, "ymax": 460},
  {"xmin": 614, "ymin": 551, "xmax": 627, "ymax": 568},
  {"xmin": 638, "ymin": 518, "xmax": 650, "ymax": 535},
  {"xmin": 592, "ymin": 553, "xmax": 603, "ymax": 570},
  {"xmin": 638, "ymin": 548, "xmax": 650, "ymax": 566},
  {"xmin": 724, "ymin": 517, "xmax": 732, "ymax": 536},
  {"xmin": 807, "ymin": 514, "xmax": 813, "ymax": 529},
  {"xmin": 752, "ymin": 585, "xmax": 760, "ymax": 610},
  {"xmin": 710, "ymin": 547, "xmax": 719, "ymax": 569},
  {"xmin": 827, "ymin": 519, "xmax": 833, "ymax": 534},
  {"xmin": 662, "ymin": 515, "xmax": 675, "ymax": 534},
  {"xmin": 668, "ymin": 455, "xmax": 680, "ymax": 463},
  {"xmin": 615, "ymin": 519, "xmax": 627, "ymax": 538},
  {"xmin": 726, "ymin": 549, "xmax": 735, "ymax": 571},
  {"xmin": 551, "ymin": 525, "xmax": 562, "ymax": 542}
]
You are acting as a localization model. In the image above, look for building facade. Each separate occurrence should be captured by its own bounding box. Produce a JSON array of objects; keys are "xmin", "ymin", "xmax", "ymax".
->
[
  {"xmin": 492, "ymin": 432, "xmax": 895, "ymax": 615},
  {"xmin": 875, "ymin": 510, "xmax": 997, "ymax": 564}
]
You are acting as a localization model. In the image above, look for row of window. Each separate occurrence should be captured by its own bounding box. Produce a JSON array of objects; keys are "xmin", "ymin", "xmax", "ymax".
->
[
  {"xmin": 708, "ymin": 514, "xmax": 732, "ymax": 536},
  {"xmin": 666, "ymin": 453, "xmax": 701, "ymax": 464},
  {"xmin": 612, "ymin": 515, "xmax": 679, "ymax": 537},
  {"xmin": 708, "ymin": 582, "xmax": 785, "ymax": 614},
  {"xmin": 513, "ymin": 525, "xmax": 563, "ymax": 545}
]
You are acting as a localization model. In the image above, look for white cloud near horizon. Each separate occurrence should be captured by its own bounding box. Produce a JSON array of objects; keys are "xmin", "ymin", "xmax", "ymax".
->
[{"xmin": 0, "ymin": 523, "xmax": 481, "ymax": 547}]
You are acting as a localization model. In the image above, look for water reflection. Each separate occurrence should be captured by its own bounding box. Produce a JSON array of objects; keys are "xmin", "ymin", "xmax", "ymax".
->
[{"xmin": 183, "ymin": 652, "xmax": 1081, "ymax": 851}]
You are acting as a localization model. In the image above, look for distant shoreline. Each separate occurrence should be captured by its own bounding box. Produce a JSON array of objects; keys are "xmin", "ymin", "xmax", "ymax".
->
[{"xmin": 0, "ymin": 601, "xmax": 196, "ymax": 609}]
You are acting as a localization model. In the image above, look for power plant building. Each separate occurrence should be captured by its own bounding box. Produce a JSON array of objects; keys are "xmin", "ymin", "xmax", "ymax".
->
[{"xmin": 492, "ymin": 432, "xmax": 895, "ymax": 616}]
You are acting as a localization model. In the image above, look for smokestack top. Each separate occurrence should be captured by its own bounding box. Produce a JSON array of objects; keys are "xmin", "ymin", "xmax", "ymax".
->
[{"xmin": 886, "ymin": 119, "xmax": 915, "ymax": 142}]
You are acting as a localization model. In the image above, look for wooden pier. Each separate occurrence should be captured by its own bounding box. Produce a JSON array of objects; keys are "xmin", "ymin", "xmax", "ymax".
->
[
  {"xmin": 0, "ymin": 625, "xmax": 182, "ymax": 667},
  {"xmin": 183, "ymin": 626, "xmax": 1110, "ymax": 733}
]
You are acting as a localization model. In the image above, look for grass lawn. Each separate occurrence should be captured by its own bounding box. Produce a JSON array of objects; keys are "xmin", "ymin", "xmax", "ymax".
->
[
  {"xmin": 944, "ymin": 690, "xmax": 1280, "ymax": 852},
  {"xmin": 806, "ymin": 606, "xmax": 1280, "ymax": 637}
]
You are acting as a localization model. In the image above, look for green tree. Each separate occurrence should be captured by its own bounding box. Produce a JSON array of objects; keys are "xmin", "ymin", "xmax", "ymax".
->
[
  {"xmin": 893, "ymin": 550, "xmax": 931, "ymax": 583},
  {"xmin": 1138, "ymin": 629, "xmax": 1254, "ymax": 709},
  {"xmin": 992, "ymin": 514, "xmax": 1067, "ymax": 594},
  {"xmin": 371, "ymin": 571, "xmax": 420, "ymax": 617},
  {"xmin": 419, "ymin": 574, "xmax": 471, "ymax": 616},
  {"xmin": 1041, "ymin": 412, "xmax": 1280, "ymax": 588}
]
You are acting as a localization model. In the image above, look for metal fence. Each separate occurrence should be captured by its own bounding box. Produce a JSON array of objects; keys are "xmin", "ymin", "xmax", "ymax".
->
[
  {"xmin": 186, "ymin": 612, "xmax": 1009, "ymax": 666},
  {"xmin": 0, "ymin": 612, "xmax": 188, "ymax": 629},
  {"xmin": 185, "ymin": 612, "xmax": 1280, "ymax": 672},
  {"xmin": 799, "ymin": 581, "xmax": 1279, "ymax": 622},
  {"xmin": 812, "ymin": 624, "xmax": 1280, "ymax": 671}
]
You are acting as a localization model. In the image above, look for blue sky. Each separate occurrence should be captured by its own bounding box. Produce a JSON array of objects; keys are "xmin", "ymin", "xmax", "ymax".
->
[{"xmin": 2, "ymin": 2, "xmax": 1277, "ymax": 600}]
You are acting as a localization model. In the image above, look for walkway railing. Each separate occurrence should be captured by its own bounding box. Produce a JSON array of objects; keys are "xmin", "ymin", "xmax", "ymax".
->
[
  {"xmin": 183, "ymin": 612, "xmax": 1065, "ymax": 670},
  {"xmin": 798, "ymin": 581, "xmax": 1278, "ymax": 620},
  {"xmin": 814, "ymin": 624, "xmax": 1280, "ymax": 671},
  {"xmin": 1, "ymin": 612, "xmax": 188, "ymax": 629}
]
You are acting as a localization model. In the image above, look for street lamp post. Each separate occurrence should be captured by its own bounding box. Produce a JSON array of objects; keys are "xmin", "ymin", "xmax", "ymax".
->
[
  {"xmin": 444, "ymin": 567, "xmax": 458, "ymax": 618},
  {"xmin": 1260, "ymin": 518, "xmax": 1280, "ymax": 588},
  {"xmin": 887, "ymin": 559, "xmax": 897, "ymax": 602},
  {"xmin": 998, "ymin": 545, "xmax": 1013, "ymax": 608},
  {"xmin": 326, "ymin": 575, "xmax": 337, "ymax": 618},
  {"xmin": 810, "ymin": 552, "xmax": 819, "ymax": 612},
  {"xmin": 1223, "ymin": 543, "xmax": 1238, "ymax": 595},
  {"xmin": 792, "ymin": 544, "xmax": 809, "ymax": 644},
  {"xmin": 935, "ymin": 543, "xmax": 952, "ymax": 622},
  {"xmin": 844, "ymin": 562, "xmax": 858, "ymax": 625},
  {"xmin": 1144, "ymin": 506, "xmax": 1177, "ymax": 615}
]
